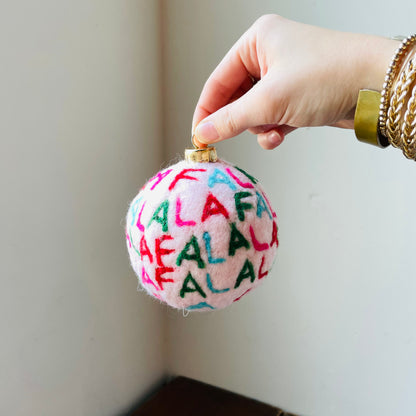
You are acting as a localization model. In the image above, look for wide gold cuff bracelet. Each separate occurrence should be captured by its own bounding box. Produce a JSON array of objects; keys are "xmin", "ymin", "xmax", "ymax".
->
[{"xmin": 354, "ymin": 89, "xmax": 389, "ymax": 148}]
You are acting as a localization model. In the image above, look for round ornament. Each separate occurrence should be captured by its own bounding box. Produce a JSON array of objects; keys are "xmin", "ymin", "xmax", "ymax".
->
[{"xmin": 125, "ymin": 145, "xmax": 279, "ymax": 311}]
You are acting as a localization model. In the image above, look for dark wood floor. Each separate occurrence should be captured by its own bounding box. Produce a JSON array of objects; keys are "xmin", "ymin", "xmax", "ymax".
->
[{"xmin": 130, "ymin": 376, "xmax": 299, "ymax": 416}]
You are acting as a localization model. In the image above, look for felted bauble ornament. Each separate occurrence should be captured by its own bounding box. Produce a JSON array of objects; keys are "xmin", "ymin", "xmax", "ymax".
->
[{"xmin": 125, "ymin": 143, "xmax": 279, "ymax": 311}]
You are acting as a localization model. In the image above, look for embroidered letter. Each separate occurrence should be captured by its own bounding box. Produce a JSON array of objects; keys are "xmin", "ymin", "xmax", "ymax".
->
[
  {"xmin": 176, "ymin": 235, "xmax": 205, "ymax": 269},
  {"xmin": 148, "ymin": 200, "xmax": 169, "ymax": 232},
  {"xmin": 126, "ymin": 228, "xmax": 132, "ymax": 248},
  {"xmin": 141, "ymin": 266, "xmax": 159, "ymax": 291},
  {"xmin": 155, "ymin": 266, "xmax": 174, "ymax": 290},
  {"xmin": 234, "ymin": 191, "xmax": 253, "ymax": 221},
  {"xmin": 261, "ymin": 190, "xmax": 277, "ymax": 218},
  {"xmin": 249, "ymin": 226, "xmax": 269, "ymax": 251},
  {"xmin": 175, "ymin": 197, "xmax": 196, "ymax": 227},
  {"xmin": 186, "ymin": 302, "xmax": 215, "ymax": 310},
  {"xmin": 208, "ymin": 168, "xmax": 237, "ymax": 190},
  {"xmin": 270, "ymin": 221, "xmax": 279, "ymax": 248},
  {"xmin": 129, "ymin": 197, "xmax": 142, "ymax": 225},
  {"xmin": 256, "ymin": 191, "xmax": 272, "ymax": 219},
  {"xmin": 139, "ymin": 235, "xmax": 153, "ymax": 263},
  {"xmin": 169, "ymin": 168, "xmax": 206, "ymax": 191},
  {"xmin": 258, "ymin": 256, "xmax": 268, "ymax": 280},
  {"xmin": 229, "ymin": 222, "xmax": 250, "ymax": 256},
  {"xmin": 180, "ymin": 272, "xmax": 207, "ymax": 298},
  {"xmin": 201, "ymin": 192, "xmax": 229, "ymax": 222},
  {"xmin": 206, "ymin": 273, "xmax": 230, "ymax": 293},
  {"xmin": 136, "ymin": 202, "xmax": 146, "ymax": 232},
  {"xmin": 226, "ymin": 168, "xmax": 254, "ymax": 188},
  {"xmin": 203, "ymin": 231, "xmax": 225, "ymax": 264},
  {"xmin": 233, "ymin": 288, "xmax": 252, "ymax": 302},
  {"xmin": 155, "ymin": 234, "xmax": 175, "ymax": 266},
  {"xmin": 129, "ymin": 228, "xmax": 140, "ymax": 257},
  {"xmin": 234, "ymin": 259, "xmax": 256, "ymax": 288},
  {"xmin": 149, "ymin": 169, "xmax": 172, "ymax": 190},
  {"xmin": 233, "ymin": 165, "xmax": 258, "ymax": 184}
]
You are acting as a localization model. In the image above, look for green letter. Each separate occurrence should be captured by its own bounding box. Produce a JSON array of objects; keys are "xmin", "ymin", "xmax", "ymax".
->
[
  {"xmin": 228, "ymin": 222, "xmax": 250, "ymax": 256},
  {"xmin": 180, "ymin": 272, "xmax": 207, "ymax": 298},
  {"xmin": 176, "ymin": 235, "xmax": 205, "ymax": 268},
  {"xmin": 148, "ymin": 200, "xmax": 169, "ymax": 232},
  {"xmin": 233, "ymin": 166, "xmax": 258, "ymax": 184},
  {"xmin": 234, "ymin": 191, "xmax": 253, "ymax": 221},
  {"xmin": 234, "ymin": 259, "xmax": 256, "ymax": 288}
]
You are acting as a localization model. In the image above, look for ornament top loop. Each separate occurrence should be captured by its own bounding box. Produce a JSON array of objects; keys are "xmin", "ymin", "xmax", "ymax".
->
[{"xmin": 186, "ymin": 135, "xmax": 218, "ymax": 162}]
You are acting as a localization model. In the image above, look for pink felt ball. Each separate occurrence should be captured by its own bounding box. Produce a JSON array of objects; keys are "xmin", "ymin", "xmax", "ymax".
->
[{"xmin": 125, "ymin": 158, "xmax": 279, "ymax": 311}]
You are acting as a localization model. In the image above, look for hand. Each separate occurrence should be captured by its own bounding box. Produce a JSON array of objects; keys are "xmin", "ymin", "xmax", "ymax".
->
[{"xmin": 192, "ymin": 15, "xmax": 399, "ymax": 149}]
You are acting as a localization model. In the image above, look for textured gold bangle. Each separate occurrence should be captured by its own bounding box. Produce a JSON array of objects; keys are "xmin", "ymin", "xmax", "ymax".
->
[
  {"xmin": 400, "ymin": 83, "xmax": 416, "ymax": 159},
  {"xmin": 379, "ymin": 34, "xmax": 416, "ymax": 138},
  {"xmin": 386, "ymin": 51, "xmax": 416, "ymax": 147}
]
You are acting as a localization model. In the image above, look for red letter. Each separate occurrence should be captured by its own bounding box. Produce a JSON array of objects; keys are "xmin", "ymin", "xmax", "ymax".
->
[
  {"xmin": 233, "ymin": 288, "xmax": 252, "ymax": 303},
  {"xmin": 169, "ymin": 168, "xmax": 206, "ymax": 191},
  {"xmin": 155, "ymin": 266, "xmax": 174, "ymax": 290},
  {"xmin": 201, "ymin": 192, "xmax": 229, "ymax": 222},
  {"xmin": 270, "ymin": 221, "xmax": 279, "ymax": 248},
  {"xmin": 258, "ymin": 256, "xmax": 268, "ymax": 280},
  {"xmin": 155, "ymin": 235, "xmax": 175, "ymax": 266},
  {"xmin": 139, "ymin": 235, "xmax": 153, "ymax": 263}
]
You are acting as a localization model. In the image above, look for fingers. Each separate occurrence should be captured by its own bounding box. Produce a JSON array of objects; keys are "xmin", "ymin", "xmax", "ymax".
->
[
  {"xmin": 192, "ymin": 32, "xmax": 260, "ymax": 134},
  {"xmin": 257, "ymin": 130, "xmax": 284, "ymax": 150},
  {"xmin": 257, "ymin": 125, "xmax": 297, "ymax": 150},
  {"xmin": 194, "ymin": 79, "xmax": 275, "ymax": 144},
  {"xmin": 193, "ymin": 76, "xmax": 256, "ymax": 148}
]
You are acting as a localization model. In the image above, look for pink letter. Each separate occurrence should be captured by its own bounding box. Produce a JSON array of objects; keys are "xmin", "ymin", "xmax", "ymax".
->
[
  {"xmin": 141, "ymin": 267, "xmax": 159, "ymax": 291},
  {"xmin": 226, "ymin": 168, "xmax": 254, "ymax": 188},
  {"xmin": 175, "ymin": 197, "xmax": 196, "ymax": 227},
  {"xmin": 249, "ymin": 226, "xmax": 269, "ymax": 251},
  {"xmin": 136, "ymin": 202, "xmax": 146, "ymax": 232},
  {"xmin": 149, "ymin": 169, "xmax": 173, "ymax": 190},
  {"xmin": 261, "ymin": 191, "xmax": 277, "ymax": 218}
]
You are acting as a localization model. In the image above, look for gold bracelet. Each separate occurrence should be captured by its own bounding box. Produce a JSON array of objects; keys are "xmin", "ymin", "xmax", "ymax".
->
[
  {"xmin": 386, "ymin": 51, "xmax": 416, "ymax": 147},
  {"xmin": 378, "ymin": 35, "xmax": 416, "ymax": 138},
  {"xmin": 401, "ymin": 83, "xmax": 416, "ymax": 159},
  {"xmin": 354, "ymin": 89, "xmax": 389, "ymax": 147}
]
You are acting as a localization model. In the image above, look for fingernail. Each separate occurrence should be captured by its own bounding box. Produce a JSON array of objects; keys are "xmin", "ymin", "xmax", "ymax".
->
[
  {"xmin": 267, "ymin": 131, "xmax": 283, "ymax": 147},
  {"xmin": 195, "ymin": 121, "xmax": 219, "ymax": 143}
]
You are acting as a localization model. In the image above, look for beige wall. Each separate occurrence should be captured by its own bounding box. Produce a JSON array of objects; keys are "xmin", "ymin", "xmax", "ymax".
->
[
  {"xmin": 0, "ymin": 1, "xmax": 165, "ymax": 415},
  {"xmin": 163, "ymin": 1, "xmax": 416, "ymax": 415}
]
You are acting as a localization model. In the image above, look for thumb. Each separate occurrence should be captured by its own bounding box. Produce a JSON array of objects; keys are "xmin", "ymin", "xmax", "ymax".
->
[{"xmin": 194, "ymin": 81, "xmax": 274, "ymax": 144}]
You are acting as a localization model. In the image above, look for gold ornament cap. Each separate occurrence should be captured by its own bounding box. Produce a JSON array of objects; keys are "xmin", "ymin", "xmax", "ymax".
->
[
  {"xmin": 185, "ymin": 147, "xmax": 218, "ymax": 162},
  {"xmin": 184, "ymin": 134, "xmax": 218, "ymax": 162}
]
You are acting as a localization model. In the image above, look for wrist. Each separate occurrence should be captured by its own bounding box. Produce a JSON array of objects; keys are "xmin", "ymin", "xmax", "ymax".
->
[{"xmin": 359, "ymin": 36, "xmax": 401, "ymax": 91}]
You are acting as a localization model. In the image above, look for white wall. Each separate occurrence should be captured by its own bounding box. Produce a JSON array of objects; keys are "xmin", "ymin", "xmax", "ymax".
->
[
  {"xmin": 163, "ymin": 1, "xmax": 416, "ymax": 415},
  {"xmin": 0, "ymin": 2, "xmax": 166, "ymax": 415},
  {"xmin": 4, "ymin": 2, "xmax": 416, "ymax": 415}
]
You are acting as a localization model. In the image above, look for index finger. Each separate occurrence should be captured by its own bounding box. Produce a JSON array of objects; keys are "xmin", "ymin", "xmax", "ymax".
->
[{"xmin": 192, "ymin": 38, "xmax": 259, "ymax": 133}]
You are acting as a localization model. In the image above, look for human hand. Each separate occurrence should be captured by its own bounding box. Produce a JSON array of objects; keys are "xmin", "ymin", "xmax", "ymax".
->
[{"xmin": 192, "ymin": 15, "xmax": 399, "ymax": 149}]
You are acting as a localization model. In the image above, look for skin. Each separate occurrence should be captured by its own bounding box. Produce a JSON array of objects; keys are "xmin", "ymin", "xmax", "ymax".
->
[{"xmin": 192, "ymin": 15, "xmax": 400, "ymax": 150}]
